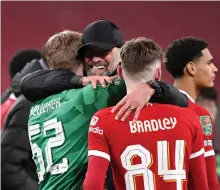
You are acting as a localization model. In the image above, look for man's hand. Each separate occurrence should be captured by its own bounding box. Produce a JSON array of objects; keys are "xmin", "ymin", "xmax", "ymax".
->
[
  {"xmin": 111, "ymin": 83, "xmax": 155, "ymax": 121},
  {"xmin": 80, "ymin": 76, "xmax": 114, "ymax": 89}
]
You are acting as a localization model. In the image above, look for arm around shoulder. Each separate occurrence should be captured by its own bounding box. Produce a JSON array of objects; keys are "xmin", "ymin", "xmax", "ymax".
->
[
  {"xmin": 21, "ymin": 69, "xmax": 82, "ymax": 102},
  {"xmin": 148, "ymin": 81, "xmax": 188, "ymax": 107}
]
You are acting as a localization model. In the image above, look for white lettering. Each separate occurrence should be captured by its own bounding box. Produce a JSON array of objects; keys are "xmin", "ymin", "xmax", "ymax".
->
[
  {"xmin": 51, "ymin": 101, "xmax": 56, "ymax": 110},
  {"xmin": 56, "ymin": 98, "xmax": 61, "ymax": 109},
  {"xmin": 163, "ymin": 118, "xmax": 171, "ymax": 129},
  {"xmin": 89, "ymin": 127, "xmax": 103, "ymax": 135},
  {"xmin": 36, "ymin": 105, "xmax": 40, "ymax": 116},
  {"xmin": 144, "ymin": 120, "xmax": 152, "ymax": 132},
  {"xmin": 137, "ymin": 121, "xmax": 144, "ymax": 133},
  {"xmin": 129, "ymin": 117, "xmax": 177, "ymax": 134},
  {"xmin": 30, "ymin": 98, "xmax": 61, "ymax": 117},
  {"xmin": 129, "ymin": 121, "xmax": 137, "ymax": 133},
  {"xmin": 151, "ymin": 120, "xmax": 159, "ymax": 131},
  {"xmin": 158, "ymin": 119, "xmax": 165, "ymax": 130},
  {"xmin": 170, "ymin": 117, "xmax": 177, "ymax": 129}
]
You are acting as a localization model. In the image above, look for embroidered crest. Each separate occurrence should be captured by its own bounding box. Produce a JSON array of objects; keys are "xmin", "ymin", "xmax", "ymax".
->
[{"xmin": 200, "ymin": 116, "xmax": 212, "ymax": 136}]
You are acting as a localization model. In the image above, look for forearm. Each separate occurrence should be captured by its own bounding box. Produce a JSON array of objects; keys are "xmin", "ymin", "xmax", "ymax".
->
[
  {"xmin": 148, "ymin": 80, "xmax": 188, "ymax": 107},
  {"xmin": 21, "ymin": 69, "xmax": 83, "ymax": 102}
]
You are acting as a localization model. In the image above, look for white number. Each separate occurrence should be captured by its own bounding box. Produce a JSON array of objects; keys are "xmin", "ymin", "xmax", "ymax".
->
[
  {"xmin": 29, "ymin": 118, "xmax": 68, "ymax": 182},
  {"xmin": 120, "ymin": 140, "xmax": 186, "ymax": 190},
  {"xmin": 158, "ymin": 140, "xmax": 186, "ymax": 189},
  {"xmin": 121, "ymin": 145, "xmax": 155, "ymax": 190},
  {"xmin": 29, "ymin": 124, "xmax": 45, "ymax": 182}
]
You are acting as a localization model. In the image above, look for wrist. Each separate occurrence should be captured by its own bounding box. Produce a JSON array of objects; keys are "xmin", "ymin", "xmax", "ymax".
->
[
  {"xmin": 149, "ymin": 87, "xmax": 155, "ymax": 97},
  {"xmin": 147, "ymin": 80, "xmax": 163, "ymax": 99},
  {"xmin": 71, "ymin": 75, "xmax": 84, "ymax": 87}
]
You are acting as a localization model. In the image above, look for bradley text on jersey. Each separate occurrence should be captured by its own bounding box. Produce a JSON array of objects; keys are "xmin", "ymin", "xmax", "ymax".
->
[{"xmin": 130, "ymin": 117, "xmax": 177, "ymax": 133}]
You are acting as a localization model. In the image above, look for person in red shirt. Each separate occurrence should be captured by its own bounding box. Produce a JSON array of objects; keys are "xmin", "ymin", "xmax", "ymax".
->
[
  {"xmin": 165, "ymin": 37, "xmax": 219, "ymax": 189},
  {"xmin": 83, "ymin": 37, "xmax": 208, "ymax": 190},
  {"xmin": 1, "ymin": 93, "xmax": 16, "ymax": 128}
]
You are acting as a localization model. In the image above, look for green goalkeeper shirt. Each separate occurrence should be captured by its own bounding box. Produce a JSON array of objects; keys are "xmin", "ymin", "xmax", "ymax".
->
[{"xmin": 28, "ymin": 78, "xmax": 126, "ymax": 190}]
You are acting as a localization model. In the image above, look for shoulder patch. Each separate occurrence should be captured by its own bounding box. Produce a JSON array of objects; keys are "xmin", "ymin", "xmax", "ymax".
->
[
  {"xmin": 113, "ymin": 77, "xmax": 121, "ymax": 86},
  {"xmin": 200, "ymin": 116, "xmax": 212, "ymax": 136},
  {"xmin": 90, "ymin": 116, "xmax": 99, "ymax": 126}
]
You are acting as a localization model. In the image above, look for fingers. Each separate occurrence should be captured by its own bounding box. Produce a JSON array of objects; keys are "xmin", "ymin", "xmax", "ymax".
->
[
  {"xmin": 111, "ymin": 82, "xmax": 154, "ymax": 122},
  {"xmin": 97, "ymin": 76, "xmax": 113, "ymax": 88},
  {"xmin": 111, "ymin": 96, "xmax": 127, "ymax": 113},
  {"xmin": 133, "ymin": 108, "xmax": 141, "ymax": 121},
  {"xmin": 98, "ymin": 78, "xmax": 106, "ymax": 88},
  {"xmin": 111, "ymin": 97, "xmax": 142, "ymax": 121},
  {"xmin": 114, "ymin": 103, "xmax": 130, "ymax": 121},
  {"xmin": 104, "ymin": 77, "xmax": 113, "ymax": 84},
  {"xmin": 115, "ymin": 105, "xmax": 141, "ymax": 122},
  {"xmin": 80, "ymin": 77, "xmax": 89, "ymax": 86},
  {"xmin": 89, "ymin": 76, "xmax": 113, "ymax": 89},
  {"xmin": 91, "ymin": 80, "xmax": 97, "ymax": 89},
  {"xmin": 110, "ymin": 75, "xmax": 118, "ymax": 80},
  {"xmin": 121, "ymin": 108, "xmax": 134, "ymax": 121}
]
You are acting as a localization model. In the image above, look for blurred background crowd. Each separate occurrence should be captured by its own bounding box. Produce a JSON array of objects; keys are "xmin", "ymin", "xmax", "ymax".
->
[{"xmin": 1, "ymin": 1, "xmax": 220, "ymax": 189}]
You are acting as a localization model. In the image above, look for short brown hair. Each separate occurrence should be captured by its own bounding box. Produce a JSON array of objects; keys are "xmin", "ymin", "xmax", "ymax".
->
[
  {"xmin": 45, "ymin": 30, "xmax": 82, "ymax": 71},
  {"xmin": 120, "ymin": 37, "xmax": 163, "ymax": 74}
]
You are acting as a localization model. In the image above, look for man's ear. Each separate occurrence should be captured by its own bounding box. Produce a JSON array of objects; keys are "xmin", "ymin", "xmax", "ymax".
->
[
  {"xmin": 117, "ymin": 65, "xmax": 123, "ymax": 79},
  {"xmin": 155, "ymin": 67, "xmax": 162, "ymax": 81},
  {"xmin": 185, "ymin": 62, "xmax": 196, "ymax": 76}
]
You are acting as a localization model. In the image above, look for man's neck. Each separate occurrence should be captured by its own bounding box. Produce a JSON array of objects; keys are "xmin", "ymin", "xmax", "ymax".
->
[
  {"xmin": 123, "ymin": 70, "xmax": 155, "ymax": 94},
  {"xmin": 174, "ymin": 77, "xmax": 199, "ymax": 101},
  {"xmin": 125, "ymin": 77, "xmax": 153, "ymax": 94}
]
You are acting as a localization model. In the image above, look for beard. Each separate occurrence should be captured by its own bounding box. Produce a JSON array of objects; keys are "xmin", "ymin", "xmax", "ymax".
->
[
  {"xmin": 87, "ymin": 68, "xmax": 109, "ymax": 76},
  {"xmin": 85, "ymin": 60, "xmax": 116, "ymax": 76}
]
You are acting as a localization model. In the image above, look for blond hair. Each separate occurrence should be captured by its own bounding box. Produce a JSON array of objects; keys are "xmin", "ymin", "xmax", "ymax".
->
[{"xmin": 45, "ymin": 30, "xmax": 82, "ymax": 71}]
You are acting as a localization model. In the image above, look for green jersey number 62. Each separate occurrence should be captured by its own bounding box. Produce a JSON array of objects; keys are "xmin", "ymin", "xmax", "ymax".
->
[{"xmin": 28, "ymin": 118, "xmax": 68, "ymax": 182}]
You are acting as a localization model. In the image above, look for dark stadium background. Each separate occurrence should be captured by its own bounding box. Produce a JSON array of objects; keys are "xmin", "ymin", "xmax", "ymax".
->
[{"xmin": 2, "ymin": 1, "xmax": 220, "ymax": 100}]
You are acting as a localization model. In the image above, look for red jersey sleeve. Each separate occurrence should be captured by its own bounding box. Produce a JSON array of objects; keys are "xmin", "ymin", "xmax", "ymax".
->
[
  {"xmin": 83, "ymin": 156, "xmax": 109, "ymax": 190},
  {"xmin": 188, "ymin": 114, "xmax": 209, "ymax": 190},
  {"xmin": 199, "ymin": 115, "xmax": 215, "ymax": 157},
  {"xmin": 190, "ymin": 102, "xmax": 215, "ymax": 157},
  {"xmin": 199, "ymin": 113, "xmax": 219, "ymax": 189},
  {"xmin": 189, "ymin": 113, "xmax": 205, "ymax": 158},
  {"xmin": 88, "ymin": 110, "xmax": 110, "ymax": 162},
  {"xmin": 192, "ymin": 103, "xmax": 219, "ymax": 189}
]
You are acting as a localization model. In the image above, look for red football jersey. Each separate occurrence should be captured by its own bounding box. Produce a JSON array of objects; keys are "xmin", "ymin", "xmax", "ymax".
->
[
  {"xmin": 179, "ymin": 90, "xmax": 219, "ymax": 189},
  {"xmin": 180, "ymin": 90, "xmax": 215, "ymax": 157},
  {"xmin": 1, "ymin": 93, "xmax": 16, "ymax": 129},
  {"xmin": 88, "ymin": 103, "xmax": 208, "ymax": 190}
]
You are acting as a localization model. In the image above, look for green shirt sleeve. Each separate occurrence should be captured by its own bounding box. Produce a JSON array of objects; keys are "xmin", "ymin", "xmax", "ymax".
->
[{"xmin": 93, "ymin": 78, "xmax": 126, "ymax": 109}]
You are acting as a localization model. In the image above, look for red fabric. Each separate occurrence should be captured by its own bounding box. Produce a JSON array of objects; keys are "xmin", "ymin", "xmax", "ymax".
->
[
  {"xmin": 187, "ymin": 98, "xmax": 219, "ymax": 189},
  {"xmin": 189, "ymin": 155, "xmax": 209, "ymax": 190},
  {"xmin": 205, "ymin": 156, "xmax": 220, "ymax": 189},
  {"xmin": 188, "ymin": 99, "xmax": 214, "ymax": 153},
  {"xmin": 83, "ymin": 156, "xmax": 109, "ymax": 190},
  {"xmin": 1, "ymin": 96, "xmax": 16, "ymax": 129},
  {"xmin": 87, "ymin": 103, "xmax": 208, "ymax": 190}
]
